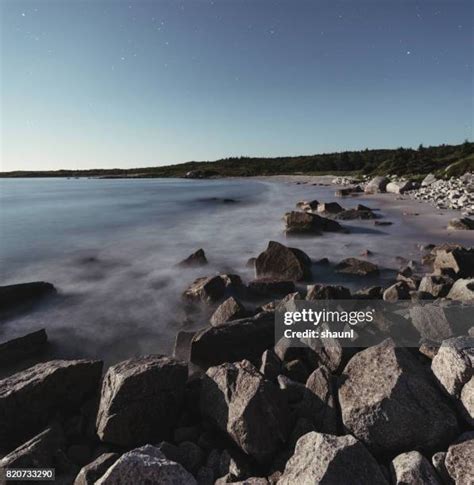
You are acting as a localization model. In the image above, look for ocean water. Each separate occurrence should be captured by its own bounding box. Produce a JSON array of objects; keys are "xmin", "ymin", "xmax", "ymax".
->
[{"xmin": 0, "ymin": 177, "xmax": 469, "ymax": 365}]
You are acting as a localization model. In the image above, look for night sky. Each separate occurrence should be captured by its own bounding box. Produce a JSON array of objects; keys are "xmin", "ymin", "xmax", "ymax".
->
[{"xmin": 1, "ymin": 0, "xmax": 472, "ymax": 171}]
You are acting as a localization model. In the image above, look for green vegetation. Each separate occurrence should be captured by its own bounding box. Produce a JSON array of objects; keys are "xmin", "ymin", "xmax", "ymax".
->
[{"xmin": 1, "ymin": 141, "xmax": 472, "ymax": 179}]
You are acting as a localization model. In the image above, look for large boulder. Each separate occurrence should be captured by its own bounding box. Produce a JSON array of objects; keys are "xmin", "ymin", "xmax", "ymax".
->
[
  {"xmin": 365, "ymin": 176, "xmax": 389, "ymax": 194},
  {"xmin": 338, "ymin": 339, "xmax": 459, "ymax": 455},
  {"xmin": 447, "ymin": 217, "xmax": 474, "ymax": 231},
  {"xmin": 418, "ymin": 275, "xmax": 454, "ymax": 298},
  {"xmin": 210, "ymin": 297, "xmax": 247, "ymax": 326},
  {"xmin": 408, "ymin": 304, "xmax": 455, "ymax": 343},
  {"xmin": 95, "ymin": 445, "xmax": 196, "ymax": 485},
  {"xmin": 200, "ymin": 360, "xmax": 289, "ymax": 464},
  {"xmin": 432, "ymin": 337, "xmax": 474, "ymax": 425},
  {"xmin": 284, "ymin": 211, "xmax": 343, "ymax": 235},
  {"xmin": 279, "ymin": 432, "xmax": 388, "ymax": 485},
  {"xmin": 190, "ymin": 312, "xmax": 274, "ymax": 368},
  {"xmin": 183, "ymin": 274, "xmax": 243, "ymax": 304},
  {"xmin": 422, "ymin": 173, "xmax": 437, "ymax": 186},
  {"xmin": 445, "ymin": 432, "xmax": 474, "ymax": 485},
  {"xmin": 0, "ymin": 282, "xmax": 56, "ymax": 315},
  {"xmin": 386, "ymin": 181, "xmax": 416, "ymax": 194},
  {"xmin": 178, "ymin": 248, "xmax": 208, "ymax": 267},
  {"xmin": 96, "ymin": 356, "xmax": 187, "ymax": 447},
  {"xmin": 0, "ymin": 329, "xmax": 48, "ymax": 365},
  {"xmin": 390, "ymin": 451, "xmax": 441, "ymax": 485},
  {"xmin": 383, "ymin": 282, "xmax": 411, "ymax": 302},
  {"xmin": 74, "ymin": 453, "xmax": 120, "ymax": 485},
  {"xmin": 448, "ymin": 278, "xmax": 474, "ymax": 301},
  {"xmin": 335, "ymin": 258, "xmax": 379, "ymax": 276},
  {"xmin": 434, "ymin": 248, "xmax": 474, "ymax": 278},
  {"xmin": 0, "ymin": 359, "xmax": 102, "ymax": 449},
  {"xmin": 255, "ymin": 241, "xmax": 312, "ymax": 281}
]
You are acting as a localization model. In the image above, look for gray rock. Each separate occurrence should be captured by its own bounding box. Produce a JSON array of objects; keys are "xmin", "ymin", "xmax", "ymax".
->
[
  {"xmin": 447, "ymin": 217, "xmax": 474, "ymax": 230},
  {"xmin": 390, "ymin": 451, "xmax": 442, "ymax": 485},
  {"xmin": 432, "ymin": 337, "xmax": 474, "ymax": 425},
  {"xmin": 335, "ymin": 258, "xmax": 379, "ymax": 276},
  {"xmin": 279, "ymin": 432, "xmax": 388, "ymax": 485},
  {"xmin": 247, "ymin": 279, "xmax": 295, "ymax": 298},
  {"xmin": 173, "ymin": 330, "xmax": 196, "ymax": 361},
  {"xmin": 284, "ymin": 211, "xmax": 344, "ymax": 235},
  {"xmin": 74, "ymin": 453, "xmax": 119, "ymax": 485},
  {"xmin": 419, "ymin": 275, "xmax": 454, "ymax": 298},
  {"xmin": 409, "ymin": 305, "xmax": 455, "ymax": 343},
  {"xmin": 200, "ymin": 360, "xmax": 289, "ymax": 464},
  {"xmin": 431, "ymin": 452, "xmax": 452, "ymax": 485},
  {"xmin": 434, "ymin": 248, "xmax": 474, "ymax": 278},
  {"xmin": 178, "ymin": 248, "xmax": 208, "ymax": 267},
  {"xmin": 335, "ymin": 209, "xmax": 376, "ymax": 220},
  {"xmin": 183, "ymin": 274, "xmax": 244, "ymax": 304},
  {"xmin": 96, "ymin": 356, "xmax": 187, "ymax": 447},
  {"xmin": 445, "ymin": 432, "xmax": 474, "ymax": 485},
  {"xmin": 447, "ymin": 278, "xmax": 474, "ymax": 302},
  {"xmin": 0, "ymin": 329, "xmax": 48, "ymax": 365},
  {"xmin": 190, "ymin": 312, "xmax": 274, "ymax": 368},
  {"xmin": 316, "ymin": 202, "xmax": 344, "ymax": 214},
  {"xmin": 95, "ymin": 445, "xmax": 196, "ymax": 485},
  {"xmin": 365, "ymin": 176, "xmax": 389, "ymax": 194},
  {"xmin": 210, "ymin": 297, "xmax": 247, "ymax": 326},
  {"xmin": 0, "ymin": 281, "xmax": 56, "ymax": 315},
  {"xmin": 296, "ymin": 366, "xmax": 338, "ymax": 434},
  {"xmin": 422, "ymin": 173, "xmax": 437, "ymax": 186},
  {"xmin": 0, "ymin": 425, "xmax": 64, "ymax": 469},
  {"xmin": 338, "ymin": 339, "xmax": 459, "ymax": 455},
  {"xmin": 0, "ymin": 359, "xmax": 102, "ymax": 449},
  {"xmin": 306, "ymin": 284, "xmax": 351, "ymax": 300},
  {"xmin": 383, "ymin": 281, "xmax": 411, "ymax": 302},
  {"xmin": 255, "ymin": 241, "xmax": 312, "ymax": 281},
  {"xmin": 386, "ymin": 180, "xmax": 417, "ymax": 194},
  {"xmin": 259, "ymin": 349, "xmax": 281, "ymax": 381}
]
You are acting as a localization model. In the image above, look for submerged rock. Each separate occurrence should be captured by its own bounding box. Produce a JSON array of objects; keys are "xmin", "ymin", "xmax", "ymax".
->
[
  {"xmin": 255, "ymin": 241, "xmax": 312, "ymax": 281},
  {"xmin": 96, "ymin": 356, "xmax": 187, "ymax": 447},
  {"xmin": 316, "ymin": 202, "xmax": 344, "ymax": 214},
  {"xmin": 338, "ymin": 339, "xmax": 458, "ymax": 455},
  {"xmin": 279, "ymin": 432, "xmax": 388, "ymax": 485},
  {"xmin": 0, "ymin": 359, "xmax": 102, "ymax": 449},
  {"xmin": 247, "ymin": 279, "xmax": 295, "ymax": 298},
  {"xmin": 335, "ymin": 257, "xmax": 379, "ymax": 276},
  {"xmin": 0, "ymin": 281, "xmax": 56, "ymax": 315},
  {"xmin": 0, "ymin": 329, "xmax": 48, "ymax": 365},
  {"xmin": 200, "ymin": 360, "xmax": 289, "ymax": 464},
  {"xmin": 284, "ymin": 211, "xmax": 343, "ymax": 235},
  {"xmin": 178, "ymin": 248, "xmax": 208, "ymax": 267},
  {"xmin": 335, "ymin": 209, "xmax": 376, "ymax": 220}
]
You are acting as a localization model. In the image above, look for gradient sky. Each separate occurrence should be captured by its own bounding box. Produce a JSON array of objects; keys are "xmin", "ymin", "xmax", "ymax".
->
[{"xmin": 1, "ymin": 0, "xmax": 473, "ymax": 171}]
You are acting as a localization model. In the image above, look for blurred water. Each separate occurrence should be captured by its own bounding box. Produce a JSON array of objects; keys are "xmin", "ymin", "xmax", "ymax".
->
[{"xmin": 0, "ymin": 177, "xmax": 469, "ymax": 364}]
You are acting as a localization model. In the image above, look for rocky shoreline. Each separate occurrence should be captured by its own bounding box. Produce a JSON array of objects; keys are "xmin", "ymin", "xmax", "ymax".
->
[{"xmin": 1, "ymin": 178, "xmax": 474, "ymax": 484}]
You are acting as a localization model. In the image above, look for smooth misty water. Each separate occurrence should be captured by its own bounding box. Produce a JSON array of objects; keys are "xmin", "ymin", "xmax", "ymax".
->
[{"xmin": 0, "ymin": 177, "xmax": 466, "ymax": 365}]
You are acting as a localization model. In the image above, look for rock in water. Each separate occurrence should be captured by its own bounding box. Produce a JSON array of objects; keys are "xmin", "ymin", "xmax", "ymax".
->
[
  {"xmin": 283, "ymin": 211, "xmax": 343, "ymax": 235},
  {"xmin": 316, "ymin": 202, "xmax": 344, "ymax": 214},
  {"xmin": 0, "ymin": 281, "xmax": 56, "ymax": 315},
  {"xmin": 200, "ymin": 360, "xmax": 289, "ymax": 464},
  {"xmin": 335, "ymin": 257, "xmax": 379, "ymax": 276},
  {"xmin": 210, "ymin": 297, "xmax": 247, "ymax": 326},
  {"xmin": 74, "ymin": 453, "xmax": 120, "ymax": 485},
  {"xmin": 447, "ymin": 217, "xmax": 474, "ymax": 230},
  {"xmin": 447, "ymin": 278, "xmax": 474, "ymax": 301},
  {"xmin": 365, "ymin": 176, "xmax": 389, "ymax": 194},
  {"xmin": 338, "ymin": 339, "xmax": 458, "ymax": 455},
  {"xmin": 255, "ymin": 241, "xmax": 312, "ymax": 281},
  {"xmin": 386, "ymin": 181, "xmax": 416, "ymax": 194},
  {"xmin": 178, "ymin": 248, "xmax": 208, "ymax": 267},
  {"xmin": 190, "ymin": 312, "xmax": 274, "ymax": 368},
  {"xmin": 96, "ymin": 356, "xmax": 187, "ymax": 447},
  {"xmin": 390, "ymin": 451, "xmax": 441, "ymax": 485},
  {"xmin": 432, "ymin": 337, "xmax": 474, "ymax": 426},
  {"xmin": 95, "ymin": 445, "xmax": 196, "ymax": 485},
  {"xmin": 0, "ymin": 359, "xmax": 102, "ymax": 449},
  {"xmin": 0, "ymin": 329, "xmax": 48, "ymax": 365},
  {"xmin": 183, "ymin": 274, "xmax": 243, "ymax": 303},
  {"xmin": 279, "ymin": 432, "xmax": 388, "ymax": 485},
  {"xmin": 445, "ymin": 432, "xmax": 474, "ymax": 485},
  {"xmin": 335, "ymin": 209, "xmax": 376, "ymax": 220}
]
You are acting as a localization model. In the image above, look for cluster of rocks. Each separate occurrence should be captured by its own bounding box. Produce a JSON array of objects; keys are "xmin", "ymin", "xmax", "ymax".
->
[{"xmin": 408, "ymin": 173, "xmax": 474, "ymax": 215}]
